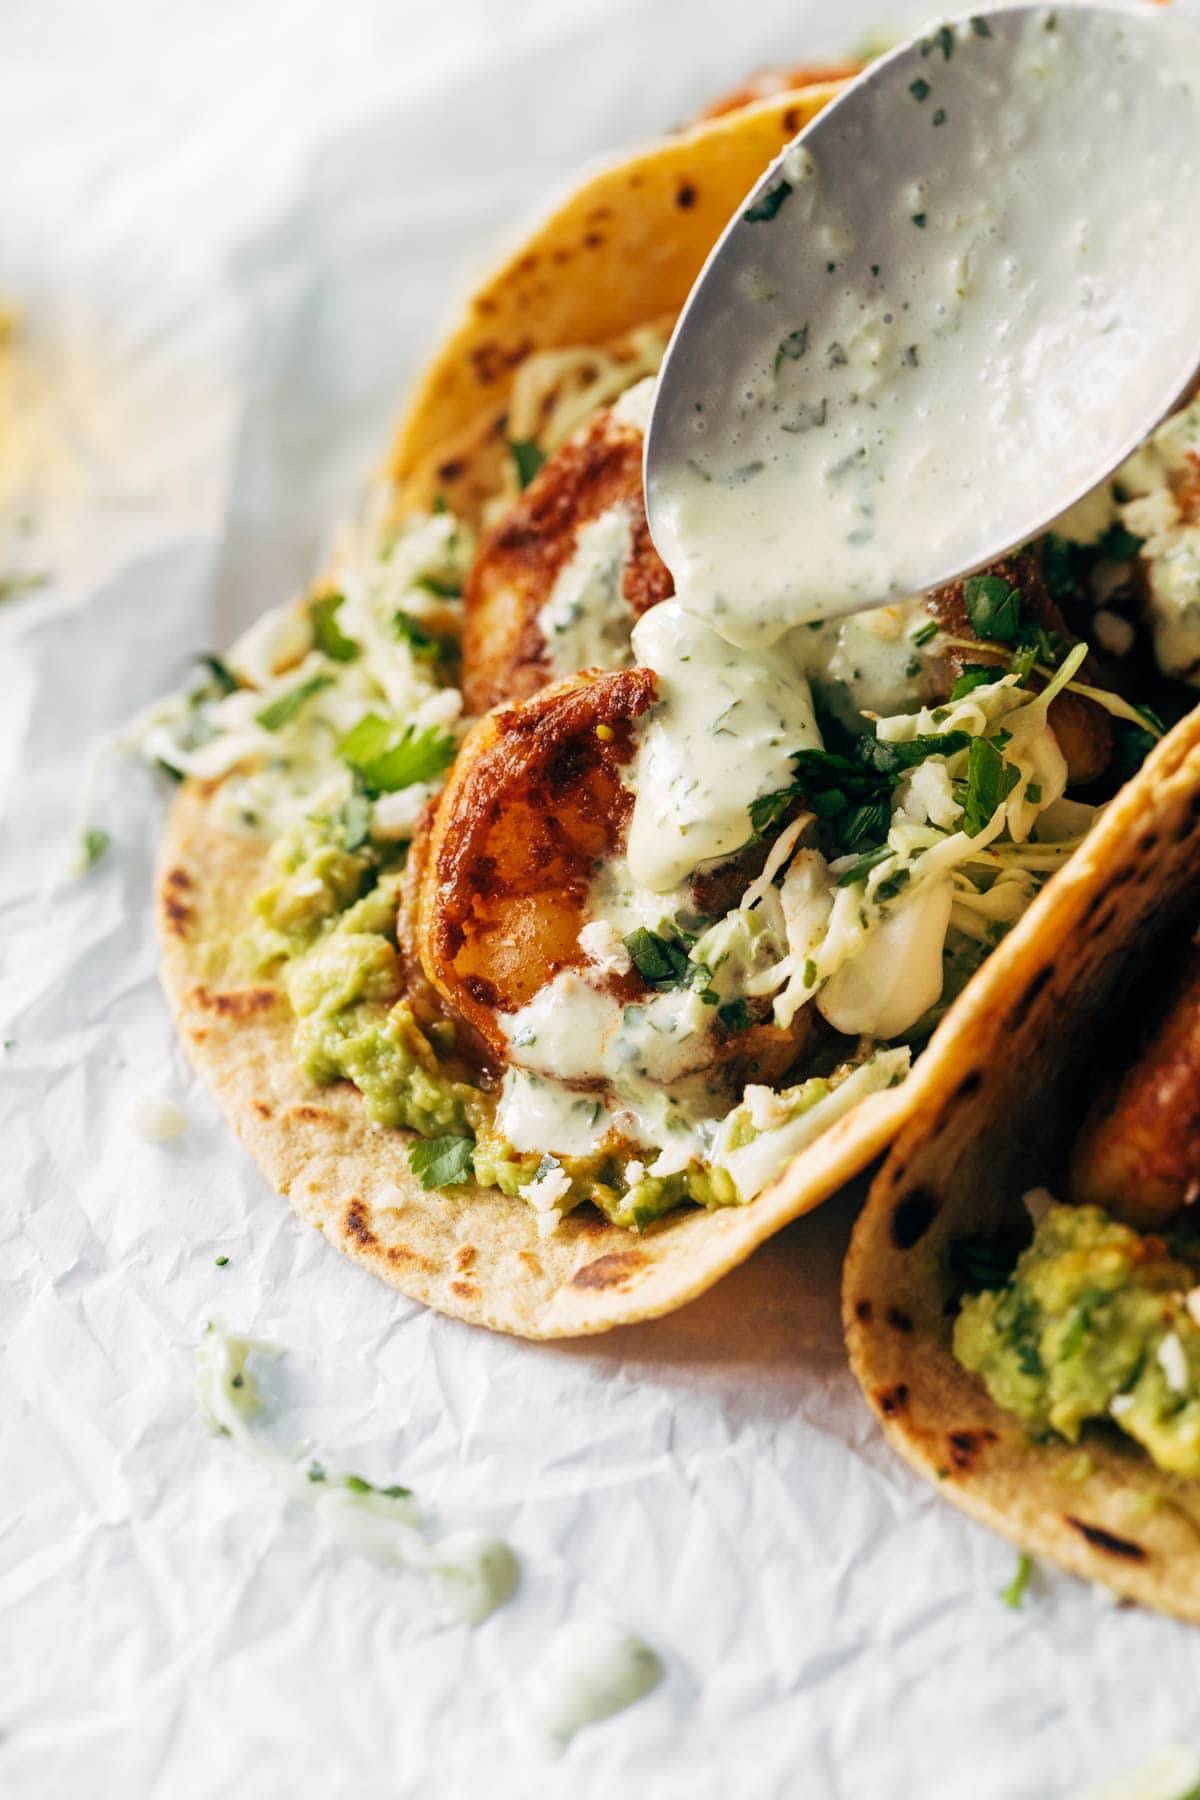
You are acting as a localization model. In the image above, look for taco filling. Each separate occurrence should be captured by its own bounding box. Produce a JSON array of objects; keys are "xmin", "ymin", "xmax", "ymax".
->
[{"xmin": 144, "ymin": 349, "xmax": 1194, "ymax": 1242}]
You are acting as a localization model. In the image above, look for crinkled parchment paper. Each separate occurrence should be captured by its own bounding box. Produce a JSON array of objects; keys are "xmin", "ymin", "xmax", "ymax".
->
[{"xmin": 5, "ymin": 2, "xmax": 1200, "ymax": 1794}]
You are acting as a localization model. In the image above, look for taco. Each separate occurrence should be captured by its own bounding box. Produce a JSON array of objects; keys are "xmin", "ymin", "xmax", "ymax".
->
[
  {"xmin": 154, "ymin": 63, "xmax": 1194, "ymax": 1340},
  {"xmin": 845, "ymin": 710, "xmax": 1200, "ymax": 1617}
]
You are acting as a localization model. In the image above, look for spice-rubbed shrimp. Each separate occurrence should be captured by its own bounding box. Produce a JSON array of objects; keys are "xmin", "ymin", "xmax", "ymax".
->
[
  {"xmin": 926, "ymin": 547, "xmax": 1114, "ymax": 786},
  {"xmin": 411, "ymin": 669, "xmax": 657, "ymax": 1059},
  {"xmin": 460, "ymin": 404, "xmax": 672, "ymax": 715},
  {"xmin": 408, "ymin": 668, "xmax": 812, "ymax": 1087},
  {"xmin": 1071, "ymin": 946, "xmax": 1200, "ymax": 1230}
]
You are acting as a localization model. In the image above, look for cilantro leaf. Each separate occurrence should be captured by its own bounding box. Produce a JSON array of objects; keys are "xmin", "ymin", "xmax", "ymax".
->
[
  {"xmin": 408, "ymin": 1134, "xmax": 475, "ymax": 1190},
  {"xmin": 948, "ymin": 1232, "xmax": 1019, "ymax": 1292},
  {"xmin": 309, "ymin": 593, "xmax": 359, "ymax": 662},
  {"xmin": 717, "ymin": 998, "xmax": 752, "ymax": 1034},
  {"xmin": 623, "ymin": 927, "xmax": 692, "ymax": 988},
  {"xmin": 962, "ymin": 574, "xmax": 1021, "ymax": 642},
  {"xmin": 950, "ymin": 665, "xmax": 999, "ymax": 701},
  {"xmin": 836, "ymin": 845, "xmax": 894, "ymax": 888},
  {"xmin": 773, "ymin": 326, "xmax": 809, "ymax": 372},
  {"xmin": 858, "ymin": 730, "xmax": 971, "ymax": 776},
  {"xmin": 999, "ymin": 1551, "xmax": 1033, "ymax": 1611},
  {"xmin": 413, "ymin": 572, "xmax": 461, "ymax": 599},
  {"xmin": 744, "ymin": 179, "xmax": 793, "ymax": 222},
  {"xmin": 840, "ymin": 798, "xmax": 892, "ymax": 853},
  {"xmin": 1041, "ymin": 533, "xmax": 1084, "ymax": 601},
  {"xmin": 508, "ymin": 439, "xmax": 545, "ymax": 489},
  {"xmin": 394, "ymin": 611, "xmax": 443, "ymax": 658},
  {"xmin": 335, "ymin": 781, "xmax": 373, "ymax": 851},
  {"xmin": 256, "ymin": 673, "xmax": 334, "ymax": 731},
  {"xmin": 339, "ymin": 713, "xmax": 456, "ymax": 794},
  {"xmin": 197, "ymin": 653, "xmax": 238, "ymax": 694},
  {"xmin": 962, "ymin": 736, "xmax": 1019, "ymax": 836},
  {"xmin": 1097, "ymin": 522, "xmax": 1143, "ymax": 563},
  {"xmin": 79, "ymin": 826, "xmax": 111, "ymax": 871}
]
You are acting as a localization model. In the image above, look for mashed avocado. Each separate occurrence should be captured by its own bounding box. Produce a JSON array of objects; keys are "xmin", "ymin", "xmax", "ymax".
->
[{"xmin": 955, "ymin": 1203, "xmax": 1200, "ymax": 1475}]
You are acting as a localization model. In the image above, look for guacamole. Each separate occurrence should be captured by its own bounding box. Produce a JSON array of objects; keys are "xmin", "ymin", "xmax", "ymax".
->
[{"xmin": 954, "ymin": 1203, "xmax": 1200, "ymax": 1475}]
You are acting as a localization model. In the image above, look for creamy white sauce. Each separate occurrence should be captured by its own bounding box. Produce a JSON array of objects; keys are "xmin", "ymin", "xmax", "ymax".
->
[
  {"xmin": 502, "ymin": 969, "xmax": 716, "ymax": 1086},
  {"xmin": 196, "ymin": 1328, "xmax": 517, "ymax": 1626},
  {"xmin": 536, "ymin": 505, "xmax": 636, "ymax": 676},
  {"xmin": 626, "ymin": 601, "xmax": 822, "ymax": 891},
  {"xmin": 500, "ymin": 1620, "xmax": 662, "ymax": 1760},
  {"xmin": 647, "ymin": 8, "xmax": 1200, "ymax": 646},
  {"xmin": 496, "ymin": 1067, "xmax": 616, "ymax": 1157}
]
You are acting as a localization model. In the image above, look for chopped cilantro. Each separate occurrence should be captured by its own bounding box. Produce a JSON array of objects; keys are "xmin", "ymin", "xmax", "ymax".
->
[
  {"xmin": 998, "ymin": 1551, "xmax": 1033, "ymax": 1610},
  {"xmin": 948, "ymin": 1233, "xmax": 1019, "ymax": 1292},
  {"xmin": 876, "ymin": 867, "xmax": 911, "ymax": 902},
  {"xmin": 408, "ymin": 1134, "xmax": 475, "ymax": 1190},
  {"xmin": 309, "ymin": 592, "xmax": 359, "ymax": 662},
  {"xmin": 911, "ymin": 213, "xmax": 927, "ymax": 229},
  {"xmin": 802, "ymin": 958, "xmax": 817, "ymax": 989},
  {"xmin": 413, "ymin": 572, "xmax": 461, "ymax": 599},
  {"xmin": 508, "ymin": 439, "xmax": 545, "ymax": 489},
  {"xmin": 909, "ymin": 77, "xmax": 931, "ymax": 101},
  {"xmin": 963, "ymin": 574, "xmax": 1021, "ymax": 642},
  {"xmin": 394, "ymin": 611, "xmax": 442, "ymax": 657},
  {"xmin": 256, "ymin": 673, "xmax": 334, "ymax": 731},
  {"xmin": 79, "ymin": 826, "xmax": 111, "ymax": 871},
  {"xmin": 932, "ymin": 107, "xmax": 947, "ymax": 126},
  {"xmin": 858, "ymin": 730, "xmax": 971, "ymax": 778},
  {"xmin": 962, "ymin": 736, "xmax": 1019, "ymax": 836},
  {"xmin": 338, "ymin": 713, "xmax": 456, "ymax": 794},
  {"xmin": 1026, "ymin": 782, "xmax": 1042, "ymax": 804},
  {"xmin": 307, "ymin": 1461, "xmax": 326, "ymax": 1483},
  {"xmin": 623, "ymin": 927, "xmax": 692, "ymax": 988},
  {"xmin": 744, "ymin": 179, "xmax": 792, "ymax": 222},
  {"xmin": 836, "ymin": 845, "xmax": 894, "ymax": 888},
  {"xmin": 1097, "ymin": 522, "xmax": 1144, "ymax": 563},
  {"xmin": 215, "ymin": 1254, "xmax": 229, "ymax": 1267},
  {"xmin": 911, "ymin": 619, "xmax": 939, "ymax": 647},
  {"xmin": 970, "ymin": 14, "xmax": 993, "ymax": 37},
  {"xmin": 774, "ymin": 326, "xmax": 809, "ymax": 372},
  {"xmin": 198, "ymin": 653, "xmax": 238, "ymax": 694},
  {"xmin": 717, "ymin": 998, "xmax": 752, "ymax": 1034},
  {"xmin": 950, "ymin": 665, "xmax": 998, "ymax": 701}
]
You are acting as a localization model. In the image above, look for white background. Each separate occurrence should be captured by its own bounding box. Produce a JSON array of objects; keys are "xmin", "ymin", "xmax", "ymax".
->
[{"xmin": 4, "ymin": 2, "xmax": 1200, "ymax": 1795}]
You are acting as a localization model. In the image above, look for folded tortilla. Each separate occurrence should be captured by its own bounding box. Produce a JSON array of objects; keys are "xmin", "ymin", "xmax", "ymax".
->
[{"xmin": 844, "ymin": 710, "xmax": 1200, "ymax": 1617}]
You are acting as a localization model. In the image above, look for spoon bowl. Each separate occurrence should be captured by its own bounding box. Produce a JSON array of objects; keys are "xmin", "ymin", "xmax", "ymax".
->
[{"xmin": 644, "ymin": 4, "xmax": 1200, "ymax": 645}]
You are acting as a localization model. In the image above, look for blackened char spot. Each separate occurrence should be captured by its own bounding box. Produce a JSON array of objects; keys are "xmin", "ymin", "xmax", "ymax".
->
[
  {"xmin": 886, "ymin": 1306, "xmax": 913, "ymax": 1333},
  {"xmin": 891, "ymin": 1189, "xmax": 937, "ymax": 1249},
  {"xmin": 854, "ymin": 1298, "xmax": 873, "ymax": 1324},
  {"xmin": 877, "ymin": 1384, "xmax": 908, "ymax": 1417},
  {"xmin": 1010, "ymin": 963, "xmax": 1053, "ymax": 1030},
  {"xmin": 947, "ymin": 1427, "xmax": 997, "ymax": 1470},
  {"xmin": 1064, "ymin": 1517, "xmax": 1148, "ymax": 1561},
  {"xmin": 676, "ymin": 182, "xmax": 697, "ymax": 208},
  {"xmin": 953, "ymin": 1070, "xmax": 981, "ymax": 1104}
]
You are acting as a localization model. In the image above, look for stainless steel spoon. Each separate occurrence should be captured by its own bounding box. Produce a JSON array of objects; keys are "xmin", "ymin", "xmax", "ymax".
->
[{"xmin": 644, "ymin": 4, "xmax": 1200, "ymax": 644}]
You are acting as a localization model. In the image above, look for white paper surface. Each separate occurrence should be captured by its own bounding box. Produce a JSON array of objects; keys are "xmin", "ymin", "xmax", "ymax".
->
[{"xmin": 5, "ymin": 3, "xmax": 1200, "ymax": 1795}]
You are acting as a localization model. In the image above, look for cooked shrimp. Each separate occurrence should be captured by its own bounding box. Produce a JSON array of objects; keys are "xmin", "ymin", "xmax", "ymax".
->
[
  {"xmin": 1071, "ymin": 945, "xmax": 1200, "ymax": 1230},
  {"xmin": 460, "ymin": 404, "xmax": 671, "ymax": 715},
  {"xmin": 926, "ymin": 547, "xmax": 1114, "ymax": 786},
  {"xmin": 408, "ymin": 668, "xmax": 810, "ymax": 1087}
]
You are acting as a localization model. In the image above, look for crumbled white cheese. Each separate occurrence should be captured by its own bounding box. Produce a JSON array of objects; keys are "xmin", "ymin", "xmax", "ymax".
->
[
  {"xmin": 647, "ymin": 1141, "xmax": 693, "ymax": 1180},
  {"xmin": 744, "ymin": 1084, "xmax": 793, "ymax": 1133},
  {"xmin": 130, "ymin": 1093, "xmax": 188, "ymax": 1143},
  {"xmin": 623, "ymin": 1160, "xmax": 645, "ymax": 1187},
  {"xmin": 1092, "ymin": 609, "xmax": 1135, "ymax": 657},
  {"xmin": 1109, "ymin": 1393, "xmax": 1136, "ymax": 1419},
  {"xmin": 1157, "ymin": 1331, "xmax": 1189, "ymax": 1395},
  {"xmin": 578, "ymin": 919, "xmax": 633, "ymax": 977},
  {"xmin": 521, "ymin": 1159, "xmax": 572, "ymax": 1238},
  {"xmin": 1121, "ymin": 487, "xmax": 1180, "ymax": 545}
]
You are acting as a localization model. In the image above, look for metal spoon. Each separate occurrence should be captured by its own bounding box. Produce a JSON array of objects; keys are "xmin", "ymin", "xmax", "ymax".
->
[{"xmin": 644, "ymin": 4, "xmax": 1200, "ymax": 645}]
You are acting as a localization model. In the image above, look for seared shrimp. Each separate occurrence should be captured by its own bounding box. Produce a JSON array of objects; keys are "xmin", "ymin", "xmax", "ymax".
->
[
  {"xmin": 461, "ymin": 404, "xmax": 671, "ymax": 715},
  {"xmin": 1071, "ymin": 946, "xmax": 1200, "ymax": 1230},
  {"xmin": 408, "ymin": 669, "xmax": 809, "ymax": 1087},
  {"xmin": 927, "ymin": 547, "xmax": 1113, "ymax": 786}
]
